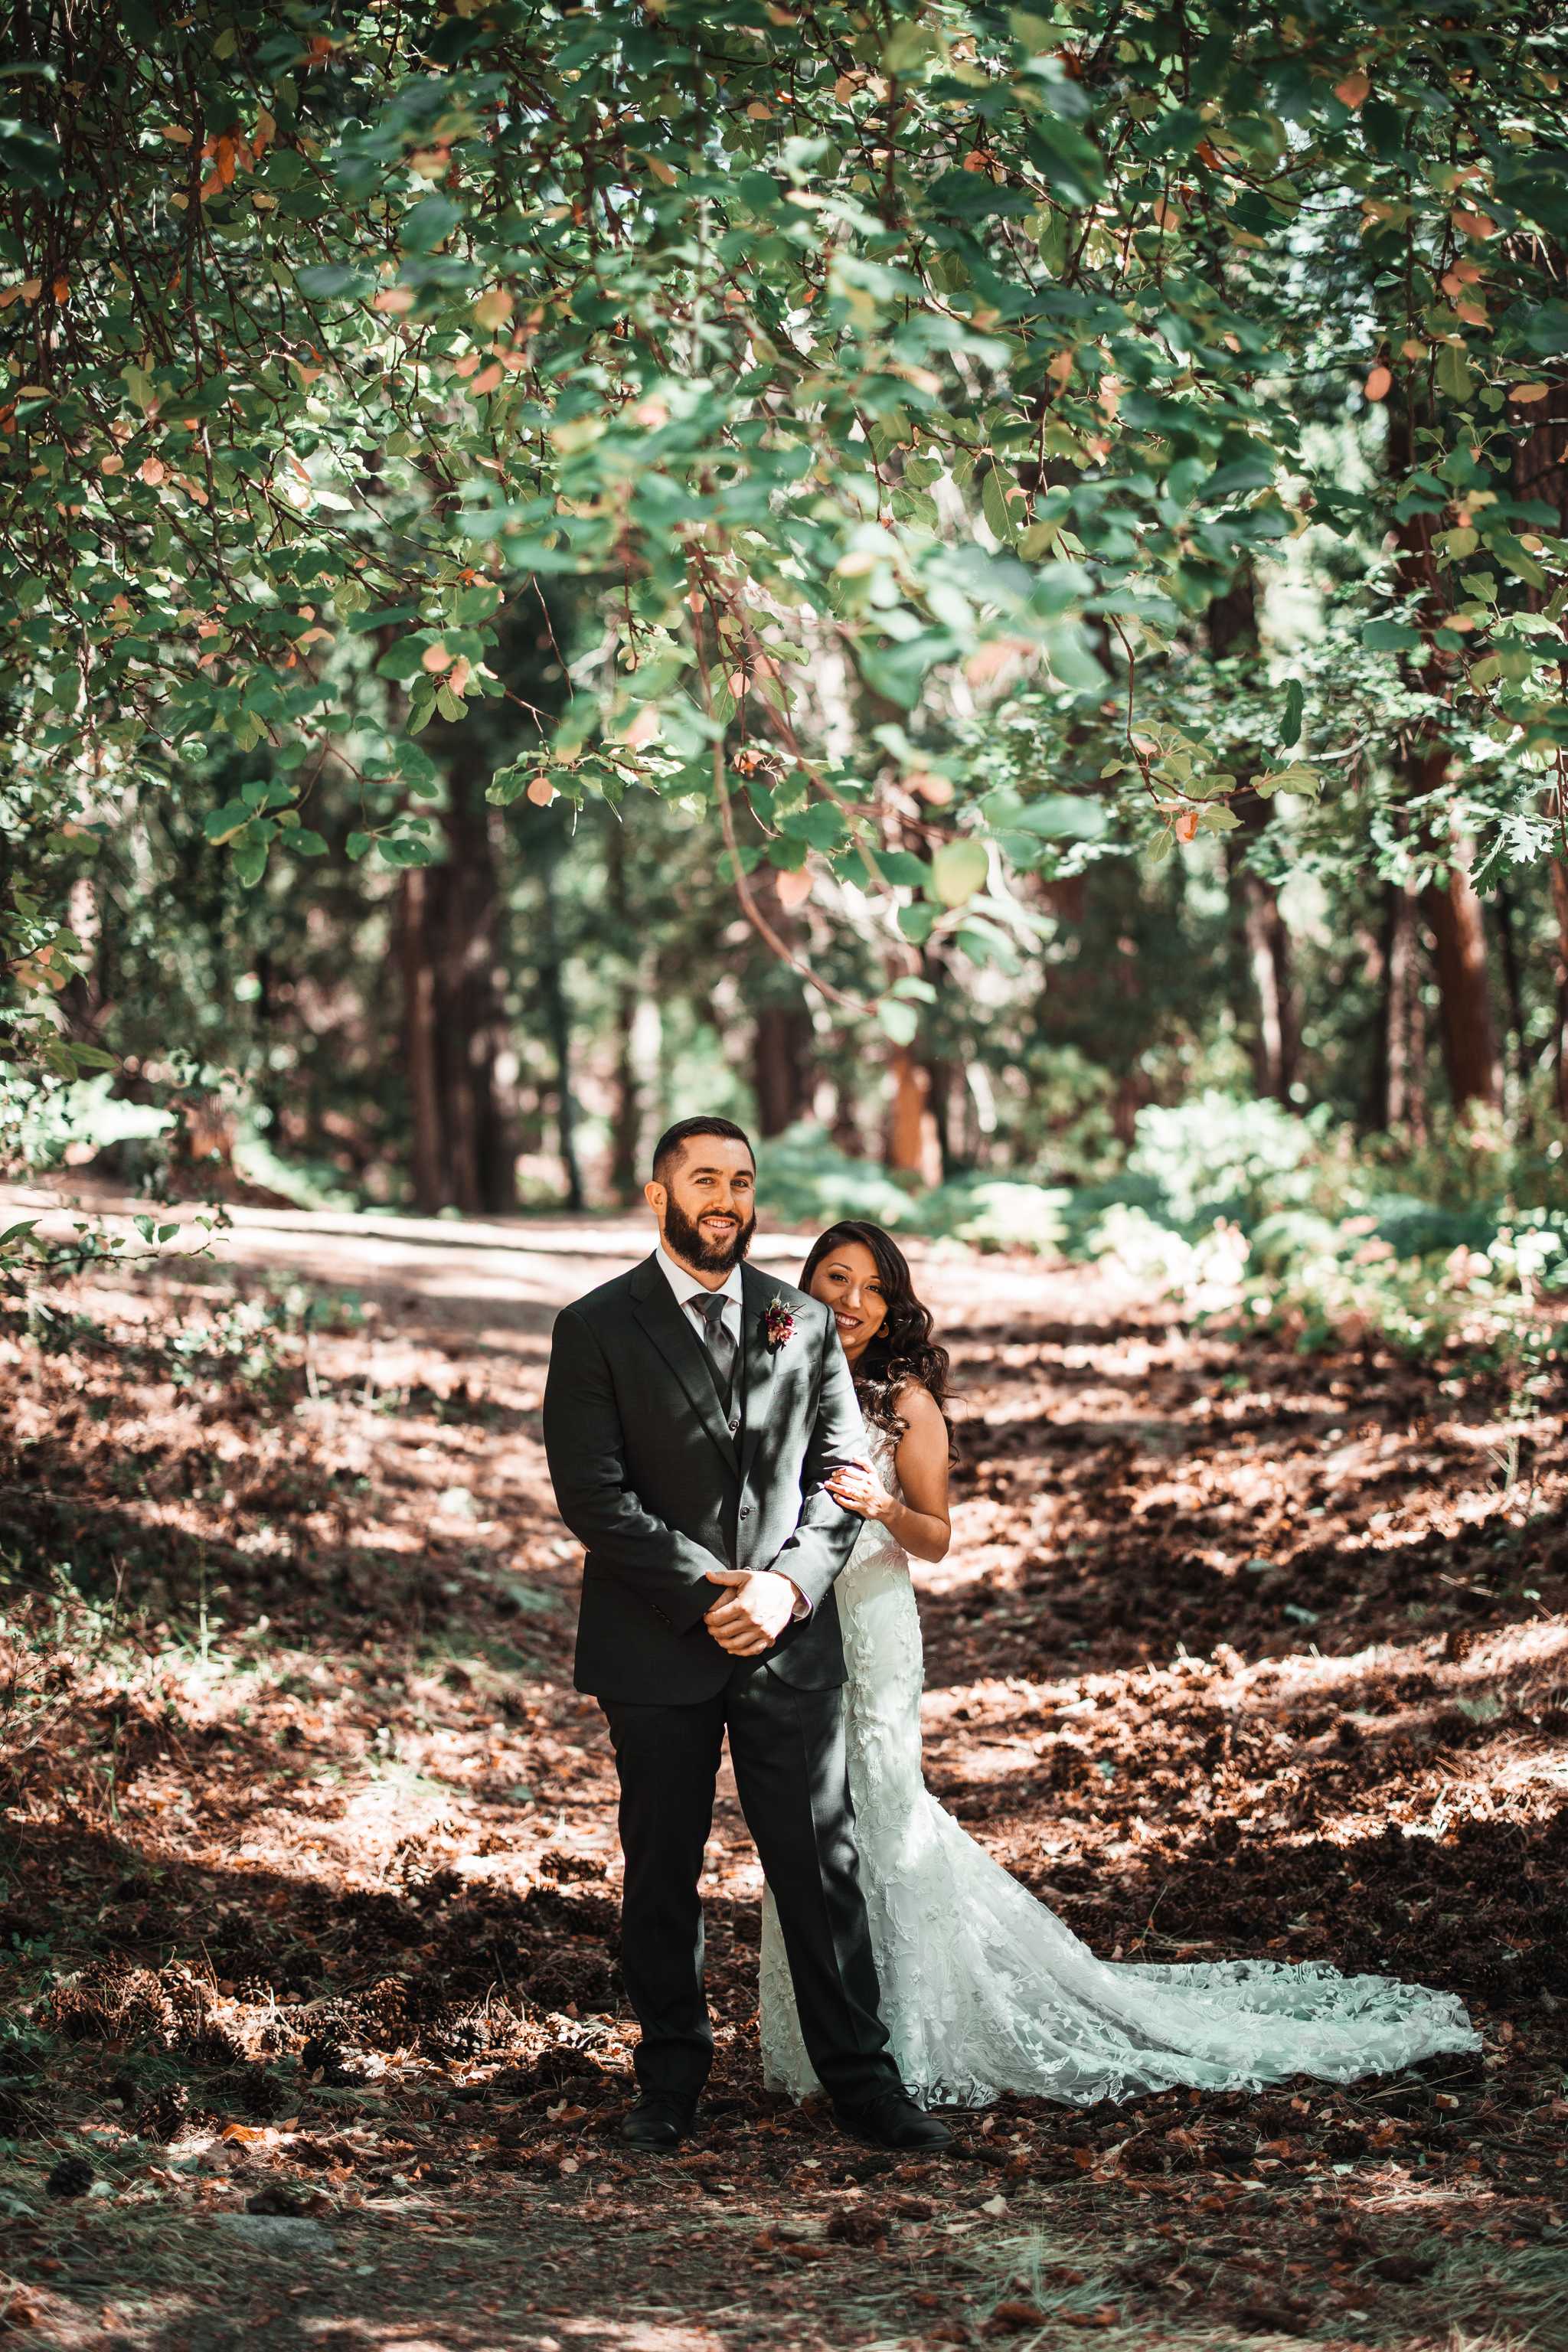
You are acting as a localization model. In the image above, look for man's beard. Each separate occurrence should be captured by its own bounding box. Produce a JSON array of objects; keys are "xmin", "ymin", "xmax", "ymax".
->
[{"xmin": 662, "ymin": 1194, "xmax": 756, "ymax": 1274}]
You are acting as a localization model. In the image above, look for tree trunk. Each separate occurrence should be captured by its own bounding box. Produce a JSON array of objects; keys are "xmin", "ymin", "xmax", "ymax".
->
[
  {"xmin": 749, "ymin": 870, "xmax": 815, "ymax": 1136},
  {"xmin": 538, "ymin": 843, "xmax": 584, "ymax": 1212},
  {"xmin": 1493, "ymin": 878, "xmax": 1530, "ymax": 1130},
  {"xmin": 1207, "ymin": 568, "xmax": 1299, "ymax": 1103},
  {"xmin": 1231, "ymin": 807, "xmax": 1299, "ymax": 1102},
  {"xmin": 606, "ymin": 819, "xmax": 642, "ymax": 1202},
  {"xmin": 1513, "ymin": 379, "xmax": 1568, "ymax": 1121},
  {"xmin": 919, "ymin": 942, "xmax": 959, "ymax": 1175},
  {"xmin": 609, "ymin": 983, "xmax": 640, "ymax": 1202},
  {"xmin": 1370, "ymin": 879, "xmax": 1427, "ymax": 1138},
  {"xmin": 1551, "ymin": 857, "xmax": 1568, "ymax": 1123},
  {"xmin": 753, "ymin": 1003, "xmax": 813, "ymax": 1135},
  {"xmin": 1422, "ymin": 816, "xmax": 1503, "ymax": 1119},
  {"xmin": 398, "ymin": 763, "xmax": 518, "ymax": 1216},
  {"xmin": 925, "ymin": 1052, "xmax": 959, "ymax": 1174},
  {"xmin": 886, "ymin": 1048, "xmax": 942, "ymax": 1184},
  {"xmin": 400, "ymin": 867, "xmax": 443, "ymax": 1212}
]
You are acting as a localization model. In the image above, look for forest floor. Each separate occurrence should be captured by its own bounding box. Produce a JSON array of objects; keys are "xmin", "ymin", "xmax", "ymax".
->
[{"xmin": 1, "ymin": 1186, "xmax": 1566, "ymax": 2352}]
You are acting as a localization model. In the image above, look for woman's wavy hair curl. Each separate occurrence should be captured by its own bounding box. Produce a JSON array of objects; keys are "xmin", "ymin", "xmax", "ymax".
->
[{"xmin": 799, "ymin": 1219, "xmax": 956, "ymax": 1459}]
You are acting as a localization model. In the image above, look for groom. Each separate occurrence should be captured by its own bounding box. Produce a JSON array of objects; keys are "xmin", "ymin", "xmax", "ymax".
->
[{"xmin": 542, "ymin": 1115, "xmax": 950, "ymax": 2154}]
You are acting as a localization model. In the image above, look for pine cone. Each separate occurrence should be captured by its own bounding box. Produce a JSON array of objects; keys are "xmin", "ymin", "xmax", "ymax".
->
[
  {"xmin": 47, "ymin": 2154, "xmax": 94, "ymax": 2198},
  {"xmin": 240, "ymin": 2069, "xmax": 289, "ymax": 2120},
  {"xmin": 139, "ymin": 2082, "xmax": 190, "ymax": 2144},
  {"xmin": 185, "ymin": 2020, "xmax": 245, "ymax": 2066}
]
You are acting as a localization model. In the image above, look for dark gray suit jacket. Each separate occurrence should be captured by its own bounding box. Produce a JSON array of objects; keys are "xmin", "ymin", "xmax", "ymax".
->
[{"xmin": 541, "ymin": 1254, "xmax": 865, "ymax": 1703}]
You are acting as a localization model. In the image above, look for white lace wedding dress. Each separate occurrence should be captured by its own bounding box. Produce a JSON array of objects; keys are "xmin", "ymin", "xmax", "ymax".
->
[{"xmin": 760, "ymin": 1424, "xmax": 1480, "ymax": 2109}]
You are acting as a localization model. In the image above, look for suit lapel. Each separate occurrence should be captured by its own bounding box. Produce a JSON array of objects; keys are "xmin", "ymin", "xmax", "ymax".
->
[
  {"xmin": 737, "ymin": 1263, "xmax": 781, "ymax": 1491},
  {"xmin": 629, "ymin": 1255, "xmax": 740, "ymax": 1474}
]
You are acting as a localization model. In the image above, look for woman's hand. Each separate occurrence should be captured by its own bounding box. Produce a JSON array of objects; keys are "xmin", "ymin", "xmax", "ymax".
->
[{"xmin": 825, "ymin": 1459, "xmax": 897, "ymax": 1524}]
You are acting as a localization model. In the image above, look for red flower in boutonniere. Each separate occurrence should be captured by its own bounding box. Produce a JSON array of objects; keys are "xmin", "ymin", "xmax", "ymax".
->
[{"xmin": 763, "ymin": 1295, "xmax": 797, "ymax": 1351}]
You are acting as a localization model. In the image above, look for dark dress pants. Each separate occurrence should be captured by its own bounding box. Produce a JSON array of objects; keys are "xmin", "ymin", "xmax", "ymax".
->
[{"xmin": 601, "ymin": 1661, "xmax": 898, "ymax": 2108}]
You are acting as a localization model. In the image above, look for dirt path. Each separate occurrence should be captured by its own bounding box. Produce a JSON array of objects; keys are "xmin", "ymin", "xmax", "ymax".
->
[{"xmin": 2, "ymin": 1196, "xmax": 1565, "ymax": 2351}]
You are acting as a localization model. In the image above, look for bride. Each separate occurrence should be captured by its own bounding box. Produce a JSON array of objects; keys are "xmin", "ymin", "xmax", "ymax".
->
[{"xmin": 760, "ymin": 1219, "xmax": 1480, "ymax": 2110}]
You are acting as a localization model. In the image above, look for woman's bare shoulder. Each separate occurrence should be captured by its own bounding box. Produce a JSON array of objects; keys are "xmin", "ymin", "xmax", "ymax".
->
[{"xmin": 892, "ymin": 1380, "xmax": 946, "ymax": 1437}]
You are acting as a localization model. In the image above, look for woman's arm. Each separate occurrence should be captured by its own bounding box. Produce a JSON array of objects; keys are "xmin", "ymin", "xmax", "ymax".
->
[{"xmin": 825, "ymin": 1383, "xmax": 952, "ymax": 1563}]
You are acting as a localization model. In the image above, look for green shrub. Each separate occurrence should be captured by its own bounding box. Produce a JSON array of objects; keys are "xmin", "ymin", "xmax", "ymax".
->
[
  {"xmin": 754, "ymin": 1125, "xmax": 916, "ymax": 1231},
  {"xmin": 11, "ymin": 1073, "xmax": 173, "ymax": 1168},
  {"xmin": 914, "ymin": 1178, "xmax": 1071, "ymax": 1255},
  {"xmin": 1127, "ymin": 1091, "xmax": 1325, "ymax": 1230}
]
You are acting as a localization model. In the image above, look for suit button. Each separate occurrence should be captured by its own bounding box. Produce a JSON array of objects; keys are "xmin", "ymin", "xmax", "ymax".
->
[{"xmin": 740, "ymin": 1506, "xmax": 752, "ymax": 1520}]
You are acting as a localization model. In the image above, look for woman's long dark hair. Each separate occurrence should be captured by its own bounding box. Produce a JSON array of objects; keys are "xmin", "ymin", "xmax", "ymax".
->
[{"xmin": 799, "ymin": 1220, "xmax": 955, "ymax": 1456}]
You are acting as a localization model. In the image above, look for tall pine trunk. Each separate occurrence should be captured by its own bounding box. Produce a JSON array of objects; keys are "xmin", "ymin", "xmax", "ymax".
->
[
  {"xmin": 537, "ymin": 839, "xmax": 583, "ymax": 1212},
  {"xmin": 1552, "ymin": 858, "xmax": 1568, "ymax": 1122},
  {"xmin": 1420, "ymin": 808, "xmax": 1503, "ymax": 1118},
  {"xmin": 749, "ymin": 873, "xmax": 814, "ymax": 1135},
  {"xmin": 1207, "ymin": 570, "xmax": 1298, "ymax": 1102},
  {"xmin": 1383, "ymin": 386, "xmax": 1501, "ymax": 1124},
  {"xmin": 1513, "ymin": 369, "xmax": 1568, "ymax": 1119},
  {"xmin": 606, "ymin": 817, "xmax": 642, "ymax": 1202},
  {"xmin": 753, "ymin": 1004, "xmax": 813, "ymax": 1135},
  {"xmin": 886, "ymin": 1048, "xmax": 942, "ymax": 1184},
  {"xmin": 398, "ymin": 759, "xmax": 518, "ymax": 1216},
  {"xmin": 1370, "ymin": 879, "xmax": 1428, "ymax": 1138},
  {"xmin": 400, "ymin": 866, "xmax": 443, "ymax": 1210}
]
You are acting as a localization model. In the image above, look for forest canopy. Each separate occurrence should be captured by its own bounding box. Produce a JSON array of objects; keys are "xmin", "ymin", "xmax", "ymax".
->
[{"xmin": 2, "ymin": 0, "xmax": 1566, "ymax": 1219}]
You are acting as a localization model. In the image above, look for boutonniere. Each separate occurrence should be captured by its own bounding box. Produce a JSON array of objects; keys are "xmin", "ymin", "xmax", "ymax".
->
[{"xmin": 763, "ymin": 1295, "xmax": 797, "ymax": 1352}]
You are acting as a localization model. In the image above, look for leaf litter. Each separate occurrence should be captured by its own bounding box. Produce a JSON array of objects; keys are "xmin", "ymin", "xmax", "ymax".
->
[{"xmin": 0, "ymin": 1217, "xmax": 1563, "ymax": 2350}]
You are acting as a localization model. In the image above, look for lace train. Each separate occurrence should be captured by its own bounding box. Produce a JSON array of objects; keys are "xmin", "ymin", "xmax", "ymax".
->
[{"xmin": 760, "ymin": 1429, "xmax": 1479, "ymax": 2109}]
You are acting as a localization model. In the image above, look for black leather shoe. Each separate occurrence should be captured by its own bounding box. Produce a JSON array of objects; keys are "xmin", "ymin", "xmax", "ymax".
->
[
  {"xmin": 620, "ymin": 2092, "xmax": 697, "ymax": 2150},
  {"xmin": 833, "ymin": 2088, "xmax": 953, "ymax": 2151}
]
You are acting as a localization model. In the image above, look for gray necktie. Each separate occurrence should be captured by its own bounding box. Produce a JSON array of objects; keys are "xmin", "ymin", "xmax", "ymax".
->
[{"xmin": 694, "ymin": 1289, "xmax": 737, "ymax": 1405}]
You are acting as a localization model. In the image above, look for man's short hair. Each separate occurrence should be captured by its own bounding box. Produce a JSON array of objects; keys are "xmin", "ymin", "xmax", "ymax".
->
[{"xmin": 652, "ymin": 1115, "xmax": 755, "ymax": 1186}]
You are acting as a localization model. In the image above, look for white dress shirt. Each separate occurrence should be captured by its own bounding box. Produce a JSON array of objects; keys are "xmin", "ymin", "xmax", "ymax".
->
[
  {"xmin": 655, "ymin": 1243, "xmax": 743, "ymax": 1354},
  {"xmin": 653, "ymin": 1243, "xmax": 809, "ymax": 1618}
]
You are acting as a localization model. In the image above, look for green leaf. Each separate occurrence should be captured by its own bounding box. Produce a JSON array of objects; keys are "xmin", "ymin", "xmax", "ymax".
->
[
  {"xmin": 234, "ymin": 837, "xmax": 270, "ymax": 887},
  {"xmin": 204, "ymin": 799, "xmax": 254, "ymax": 845},
  {"xmin": 1200, "ymin": 452, "xmax": 1275, "ymax": 501},
  {"xmin": 1280, "ymin": 677, "xmax": 1304, "ymax": 748},
  {"xmin": 377, "ymin": 634, "xmax": 441, "ymax": 682},
  {"xmin": 1013, "ymin": 795, "xmax": 1108, "ymax": 840},
  {"xmin": 929, "ymin": 838, "xmax": 989, "ymax": 906},
  {"xmin": 779, "ymin": 801, "xmax": 848, "ymax": 852},
  {"xmin": 870, "ymin": 850, "xmax": 933, "ymax": 889},
  {"xmin": 295, "ymin": 262, "xmax": 376, "ymax": 299},
  {"xmin": 981, "ymin": 465, "xmax": 1019, "ymax": 546},
  {"xmin": 884, "ymin": 22, "xmax": 937, "ymax": 73},
  {"xmin": 876, "ymin": 998, "xmax": 920, "ymax": 1047},
  {"xmin": 1362, "ymin": 619, "xmax": 1423, "ymax": 652},
  {"xmin": 1491, "ymin": 534, "xmax": 1547, "ymax": 590},
  {"xmin": 400, "ymin": 192, "xmax": 461, "ymax": 253},
  {"xmin": 1436, "ymin": 342, "xmax": 1474, "ymax": 403}
]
